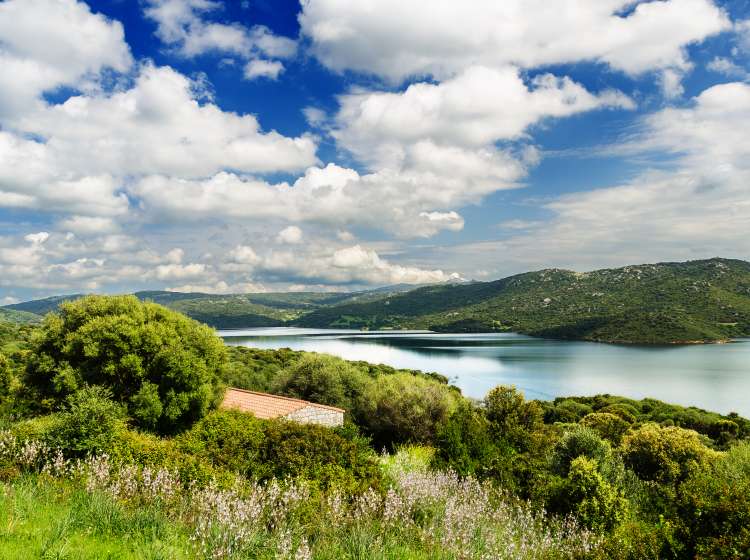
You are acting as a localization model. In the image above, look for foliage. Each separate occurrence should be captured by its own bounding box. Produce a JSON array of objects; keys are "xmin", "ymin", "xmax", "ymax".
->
[
  {"xmin": 580, "ymin": 412, "xmax": 630, "ymax": 445},
  {"xmin": 48, "ymin": 386, "xmax": 126, "ymax": 456},
  {"xmin": 433, "ymin": 401, "xmax": 498, "ymax": 476},
  {"xmin": 178, "ymin": 410, "xmax": 381, "ymax": 493},
  {"xmin": 485, "ymin": 385, "xmax": 543, "ymax": 448},
  {"xmin": 621, "ymin": 423, "xmax": 720, "ymax": 487},
  {"xmin": 550, "ymin": 426, "xmax": 612, "ymax": 477},
  {"xmin": 676, "ymin": 441, "xmax": 750, "ymax": 559},
  {"xmin": 295, "ymin": 258, "xmax": 750, "ymax": 343},
  {"xmin": 0, "ymin": 352, "xmax": 10, "ymax": 398},
  {"xmin": 271, "ymin": 353, "xmax": 373, "ymax": 414},
  {"xmin": 23, "ymin": 295, "xmax": 226, "ymax": 433},
  {"xmin": 364, "ymin": 372, "xmax": 459, "ymax": 447},
  {"xmin": 563, "ymin": 456, "xmax": 629, "ymax": 532}
]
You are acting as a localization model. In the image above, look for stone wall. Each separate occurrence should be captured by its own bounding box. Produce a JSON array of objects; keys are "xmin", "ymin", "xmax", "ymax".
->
[{"xmin": 284, "ymin": 405, "xmax": 344, "ymax": 427}]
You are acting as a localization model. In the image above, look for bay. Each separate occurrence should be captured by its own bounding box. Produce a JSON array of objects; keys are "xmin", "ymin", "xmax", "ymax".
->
[{"xmin": 219, "ymin": 328, "xmax": 750, "ymax": 416}]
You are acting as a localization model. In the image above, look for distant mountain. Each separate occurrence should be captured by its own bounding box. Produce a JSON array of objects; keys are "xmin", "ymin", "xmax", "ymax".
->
[
  {"xmin": 7, "ymin": 259, "xmax": 749, "ymax": 343},
  {"xmin": 1, "ymin": 284, "xmax": 421, "ymax": 329},
  {"xmin": 294, "ymin": 258, "xmax": 750, "ymax": 344}
]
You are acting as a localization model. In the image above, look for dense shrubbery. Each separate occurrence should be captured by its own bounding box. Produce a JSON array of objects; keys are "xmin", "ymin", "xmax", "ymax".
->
[
  {"xmin": 22, "ymin": 295, "xmax": 226, "ymax": 433},
  {"xmin": 1, "ymin": 298, "xmax": 749, "ymax": 559}
]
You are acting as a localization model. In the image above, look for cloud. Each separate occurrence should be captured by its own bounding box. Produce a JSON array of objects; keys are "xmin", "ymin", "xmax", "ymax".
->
[
  {"xmin": 0, "ymin": 0, "xmax": 132, "ymax": 118},
  {"xmin": 276, "ymin": 226, "xmax": 303, "ymax": 245},
  {"xmin": 9, "ymin": 64, "xmax": 317, "ymax": 179},
  {"xmin": 59, "ymin": 216, "xmax": 119, "ymax": 236},
  {"xmin": 707, "ymin": 57, "xmax": 749, "ymax": 78},
  {"xmin": 144, "ymin": 0, "xmax": 295, "ymax": 77},
  {"xmin": 244, "ymin": 59, "xmax": 284, "ymax": 80},
  {"xmin": 451, "ymin": 82, "xmax": 750, "ymax": 273},
  {"xmin": 264, "ymin": 244, "xmax": 461, "ymax": 285},
  {"xmin": 300, "ymin": 0, "xmax": 729, "ymax": 82}
]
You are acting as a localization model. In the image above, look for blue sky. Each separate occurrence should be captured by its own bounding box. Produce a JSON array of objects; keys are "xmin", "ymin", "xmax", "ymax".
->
[{"xmin": 0, "ymin": 0, "xmax": 749, "ymax": 301}]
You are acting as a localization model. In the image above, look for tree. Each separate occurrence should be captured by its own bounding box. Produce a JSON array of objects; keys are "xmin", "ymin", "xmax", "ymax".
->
[
  {"xmin": 0, "ymin": 353, "xmax": 10, "ymax": 398},
  {"xmin": 24, "ymin": 295, "xmax": 226, "ymax": 433},
  {"xmin": 551, "ymin": 426, "xmax": 612, "ymax": 476},
  {"xmin": 621, "ymin": 424, "xmax": 719, "ymax": 487},
  {"xmin": 581, "ymin": 412, "xmax": 630, "ymax": 445},
  {"xmin": 566, "ymin": 456, "xmax": 629, "ymax": 532},
  {"xmin": 485, "ymin": 385, "xmax": 543, "ymax": 447}
]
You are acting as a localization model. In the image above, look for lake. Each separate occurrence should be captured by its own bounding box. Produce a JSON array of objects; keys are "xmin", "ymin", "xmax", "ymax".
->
[{"xmin": 218, "ymin": 328, "xmax": 750, "ymax": 416}]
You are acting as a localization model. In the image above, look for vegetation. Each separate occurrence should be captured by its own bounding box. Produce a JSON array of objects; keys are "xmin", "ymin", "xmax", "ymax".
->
[
  {"xmin": 22, "ymin": 295, "xmax": 227, "ymax": 433},
  {"xmin": 8, "ymin": 258, "xmax": 750, "ymax": 343},
  {"xmin": 295, "ymin": 258, "xmax": 750, "ymax": 344},
  {"xmin": 0, "ymin": 296, "xmax": 749, "ymax": 558}
]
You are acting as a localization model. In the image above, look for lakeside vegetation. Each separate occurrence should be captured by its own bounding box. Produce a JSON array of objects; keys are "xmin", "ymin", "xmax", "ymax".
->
[
  {"xmin": 0, "ymin": 295, "xmax": 749, "ymax": 558},
  {"xmin": 6, "ymin": 258, "xmax": 750, "ymax": 344}
]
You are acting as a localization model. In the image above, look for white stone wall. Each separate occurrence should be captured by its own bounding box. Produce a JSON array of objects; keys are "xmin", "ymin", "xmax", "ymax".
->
[{"xmin": 284, "ymin": 405, "xmax": 344, "ymax": 427}]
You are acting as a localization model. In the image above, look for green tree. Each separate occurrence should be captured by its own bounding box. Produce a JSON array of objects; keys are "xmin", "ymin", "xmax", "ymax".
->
[
  {"xmin": 581, "ymin": 412, "xmax": 630, "ymax": 445},
  {"xmin": 272, "ymin": 353, "xmax": 373, "ymax": 416},
  {"xmin": 485, "ymin": 385, "xmax": 543, "ymax": 447},
  {"xmin": 566, "ymin": 456, "xmax": 629, "ymax": 532},
  {"xmin": 434, "ymin": 402, "xmax": 497, "ymax": 476},
  {"xmin": 621, "ymin": 424, "xmax": 719, "ymax": 487},
  {"xmin": 551, "ymin": 426, "xmax": 612, "ymax": 476},
  {"xmin": 0, "ymin": 352, "xmax": 10, "ymax": 398},
  {"xmin": 24, "ymin": 295, "xmax": 226, "ymax": 433},
  {"xmin": 49, "ymin": 386, "xmax": 126, "ymax": 455}
]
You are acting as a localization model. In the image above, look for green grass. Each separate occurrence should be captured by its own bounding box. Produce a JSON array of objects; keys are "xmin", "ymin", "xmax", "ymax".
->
[{"xmin": 0, "ymin": 476, "xmax": 194, "ymax": 560}]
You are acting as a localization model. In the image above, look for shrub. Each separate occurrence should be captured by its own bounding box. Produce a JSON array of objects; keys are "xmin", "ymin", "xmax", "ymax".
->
[
  {"xmin": 178, "ymin": 410, "xmax": 382, "ymax": 493},
  {"xmin": 271, "ymin": 353, "xmax": 373, "ymax": 418},
  {"xmin": 433, "ymin": 402, "xmax": 497, "ymax": 476},
  {"xmin": 0, "ymin": 353, "xmax": 10, "ymax": 398},
  {"xmin": 550, "ymin": 399, "xmax": 593, "ymax": 423},
  {"xmin": 23, "ymin": 295, "xmax": 226, "ymax": 433},
  {"xmin": 566, "ymin": 456, "xmax": 629, "ymax": 532},
  {"xmin": 50, "ymin": 386, "xmax": 126, "ymax": 455},
  {"xmin": 551, "ymin": 426, "xmax": 611, "ymax": 477},
  {"xmin": 365, "ymin": 372, "xmax": 458, "ymax": 447},
  {"xmin": 599, "ymin": 403, "xmax": 638, "ymax": 424},
  {"xmin": 676, "ymin": 441, "xmax": 750, "ymax": 559},
  {"xmin": 621, "ymin": 424, "xmax": 720, "ymax": 487},
  {"xmin": 581, "ymin": 412, "xmax": 630, "ymax": 445},
  {"xmin": 485, "ymin": 385, "xmax": 543, "ymax": 446}
]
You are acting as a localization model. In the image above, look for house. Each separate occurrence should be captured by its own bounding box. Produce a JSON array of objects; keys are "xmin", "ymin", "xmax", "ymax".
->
[{"xmin": 220, "ymin": 387, "xmax": 345, "ymax": 427}]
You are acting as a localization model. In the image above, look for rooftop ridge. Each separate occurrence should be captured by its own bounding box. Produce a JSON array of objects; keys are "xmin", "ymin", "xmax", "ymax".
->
[{"xmin": 224, "ymin": 387, "xmax": 346, "ymax": 413}]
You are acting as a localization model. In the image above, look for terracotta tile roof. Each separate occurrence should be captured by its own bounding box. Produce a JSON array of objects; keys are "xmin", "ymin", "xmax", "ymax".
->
[{"xmin": 221, "ymin": 387, "xmax": 345, "ymax": 420}]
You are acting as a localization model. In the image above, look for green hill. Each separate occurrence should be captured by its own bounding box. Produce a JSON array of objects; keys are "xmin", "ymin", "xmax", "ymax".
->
[
  {"xmin": 2, "ymin": 285, "xmax": 416, "ymax": 330},
  {"xmin": 294, "ymin": 258, "xmax": 750, "ymax": 343}
]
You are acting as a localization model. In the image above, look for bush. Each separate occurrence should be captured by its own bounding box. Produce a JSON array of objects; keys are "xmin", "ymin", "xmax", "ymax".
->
[
  {"xmin": 485, "ymin": 385, "xmax": 543, "ymax": 447},
  {"xmin": 50, "ymin": 386, "xmax": 126, "ymax": 455},
  {"xmin": 272, "ymin": 353, "xmax": 373, "ymax": 418},
  {"xmin": 433, "ymin": 402, "xmax": 497, "ymax": 476},
  {"xmin": 550, "ymin": 426, "xmax": 611, "ymax": 477},
  {"xmin": 676, "ymin": 442, "xmax": 750, "ymax": 559},
  {"xmin": 23, "ymin": 295, "xmax": 226, "ymax": 433},
  {"xmin": 0, "ymin": 353, "xmax": 10, "ymax": 398},
  {"xmin": 581, "ymin": 412, "xmax": 630, "ymax": 444},
  {"xmin": 178, "ymin": 410, "xmax": 381, "ymax": 493},
  {"xmin": 621, "ymin": 424, "xmax": 720, "ymax": 487},
  {"xmin": 365, "ymin": 373, "xmax": 458, "ymax": 447},
  {"xmin": 566, "ymin": 456, "xmax": 628, "ymax": 532}
]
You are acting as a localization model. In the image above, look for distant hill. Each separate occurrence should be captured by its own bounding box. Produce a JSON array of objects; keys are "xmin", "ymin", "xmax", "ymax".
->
[
  {"xmin": 6, "ymin": 258, "xmax": 750, "ymax": 342},
  {"xmin": 294, "ymin": 258, "xmax": 750, "ymax": 344},
  {"xmin": 0, "ymin": 307, "xmax": 40, "ymax": 325},
  {"xmin": 2, "ymin": 284, "xmax": 419, "ymax": 330}
]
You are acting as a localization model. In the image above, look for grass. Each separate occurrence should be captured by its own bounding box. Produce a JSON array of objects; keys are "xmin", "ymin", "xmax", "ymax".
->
[{"xmin": 0, "ymin": 476, "xmax": 194, "ymax": 560}]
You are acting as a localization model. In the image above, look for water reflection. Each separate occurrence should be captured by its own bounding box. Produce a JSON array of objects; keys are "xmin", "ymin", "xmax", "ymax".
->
[{"xmin": 219, "ymin": 328, "xmax": 750, "ymax": 416}]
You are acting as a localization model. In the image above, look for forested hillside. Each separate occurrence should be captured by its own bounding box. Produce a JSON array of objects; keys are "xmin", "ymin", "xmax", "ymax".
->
[
  {"xmin": 296, "ymin": 258, "xmax": 750, "ymax": 343},
  {"xmin": 5, "ymin": 258, "xmax": 750, "ymax": 343}
]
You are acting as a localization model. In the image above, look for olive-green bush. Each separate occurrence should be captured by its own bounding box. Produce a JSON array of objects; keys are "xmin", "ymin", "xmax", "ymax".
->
[{"xmin": 23, "ymin": 295, "xmax": 226, "ymax": 433}]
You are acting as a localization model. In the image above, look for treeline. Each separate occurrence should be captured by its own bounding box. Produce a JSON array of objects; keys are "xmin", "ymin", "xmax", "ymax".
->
[{"xmin": 1, "ymin": 295, "xmax": 749, "ymax": 558}]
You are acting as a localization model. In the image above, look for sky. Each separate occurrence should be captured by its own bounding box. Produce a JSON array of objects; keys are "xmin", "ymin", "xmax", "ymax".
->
[{"xmin": 0, "ymin": 0, "xmax": 749, "ymax": 302}]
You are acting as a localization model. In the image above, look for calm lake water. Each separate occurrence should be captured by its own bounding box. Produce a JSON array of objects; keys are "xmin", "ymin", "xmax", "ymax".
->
[{"xmin": 219, "ymin": 328, "xmax": 750, "ymax": 416}]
